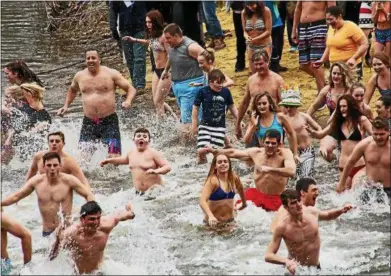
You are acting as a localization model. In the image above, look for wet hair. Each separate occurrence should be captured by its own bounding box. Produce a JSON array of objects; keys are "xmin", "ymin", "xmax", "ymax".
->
[
  {"xmin": 5, "ymin": 85, "xmax": 24, "ymax": 101},
  {"xmin": 252, "ymin": 49, "xmax": 270, "ymax": 63},
  {"xmin": 372, "ymin": 116, "xmax": 389, "ymax": 130},
  {"xmin": 134, "ymin": 127, "xmax": 151, "ymax": 139},
  {"xmin": 244, "ymin": 1, "xmax": 266, "ymax": 20},
  {"xmin": 80, "ymin": 201, "xmax": 102, "ymax": 218},
  {"xmin": 349, "ymin": 82, "xmax": 365, "ymax": 94},
  {"xmin": 251, "ymin": 91, "xmax": 279, "ymax": 116},
  {"xmin": 205, "ymin": 153, "xmax": 236, "ymax": 193},
  {"xmin": 332, "ymin": 94, "xmax": 363, "ymax": 134},
  {"xmin": 377, "ymin": 96, "xmax": 391, "ymax": 108},
  {"xmin": 146, "ymin": 9, "xmax": 165, "ymax": 39},
  {"xmin": 199, "ymin": 49, "xmax": 215, "ymax": 64},
  {"xmin": 163, "ymin": 23, "xmax": 183, "ymax": 37},
  {"xmin": 326, "ymin": 5, "xmax": 343, "ymax": 17},
  {"xmin": 329, "ymin": 62, "xmax": 356, "ymax": 89},
  {"xmin": 42, "ymin": 152, "xmax": 61, "ymax": 165},
  {"xmin": 296, "ymin": 178, "xmax": 317, "ymax": 193},
  {"xmin": 5, "ymin": 60, "xmax": 44, "ymax": 87},
  {"xmin": 280, "ymin": 189, "xmax": 300, "ymax": 207},
  {"xmin": 208, "ymin": 69, "xmax": 226, "ymax": 83},
  {"xmin": 20, "ymin": 82, "xmax": 45, "ymax": 102},
  {"xmin": 372, "ymin": 52, "xmax": 390, "ymax": 68},
  {"xmin": 48, "ymin": 131, "xmax": 65, "ymax": 143},
  {"xmin": 263, "ymin": 129, "xmax": 282, "ymax": 143}
]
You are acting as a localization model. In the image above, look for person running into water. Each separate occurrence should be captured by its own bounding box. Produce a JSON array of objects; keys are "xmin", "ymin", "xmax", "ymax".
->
[
  {"xmin": 278, "ymin": 88, "xmax": 321, "ymax": 178},
  {"xmin": 122, "ymin": 9, "xmax": 176, "ymax": 118},
  {"xmin": 49, "ymin": 201, "xmax": 135, "ymax": 274},
  {"xmin": 207, "ymin": 129, "xmax": 296, "ymax": 211},
  {"xmin": 337, "ymin": 117, "xmax": 390, "ymax": 197},
  {"xmin": 1, "ymin": 208, "xmax": 32, "ymax": 275},
  {"xmin": 26, "ymin": 131, "xmax": 89, "ymax": 187},
  {"xmin": 100, "ymin": 128, "xmax": 171, "ymax": 195},
  {"xmin": 364, "ymin": 52, "xmax": 391, "ymax": 104},
  {"xmin": 1, "ymin": 152, "xmax": 95, "ymax": 237},
  {"xmin": 57, "ymin": 49, "xmax": 137, "ymax": 158},
  {"xmin": 200, "ymin": 154, "xmax": 246, "ymax": 231},
  {"xmin": 192, "ymin": 69, "xmax": 239, "ymax": 164},
  {"xmin": 308, "ymin": 94, "xmax": 373, "ymax": 190},
  {"xmin": 265, "ymin": 189, "xmax": 352, "ymax": 275},
  {"xmin": 350, "ymin": 82, "xmax": 375, "ymax": 120}
]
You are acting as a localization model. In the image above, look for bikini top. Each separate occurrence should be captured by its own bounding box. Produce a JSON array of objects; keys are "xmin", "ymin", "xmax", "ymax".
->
[
  {"xmin": 376, "ymin": 74, "xmax": 391, "ymax": 97},
  {"xmin": 326, "ymin": 88, "xmax": 345, "ymax": 114},
  {"xmin": 209, "ymin": 177, "xmax": 235, "ymax": 201},
  {"xmin": 337, "ymin": 124, "xmax": 362, "ymax": 141},
  {"xmin": 150, "ymin": 38, "xmax": 165, "ymax": 52},
  {"xmin": 256, "ymin": 113, "xmax": 284, "ymax": 140},
  {"xmin": 245, "ymin": 18, "xmax": 265, "ymax": 31}
]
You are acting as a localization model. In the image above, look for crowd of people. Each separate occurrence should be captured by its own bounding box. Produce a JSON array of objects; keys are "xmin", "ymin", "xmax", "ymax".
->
[{"xmin": 1, "ymin": 1, "xmax": 390, "ymax": 275}]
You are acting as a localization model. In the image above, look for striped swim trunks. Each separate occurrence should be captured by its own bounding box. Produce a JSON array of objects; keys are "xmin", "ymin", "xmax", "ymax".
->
[
  {"xmin": 296, "ymin": 146, "xmax": 316, "ymax": 179},
  {"xmin": 197, "ymin": 125, "xmax": 226, "ymax": 149},
  {"xmin": 298, "ymin": 19, "xmax": 327, "ymax": 64}
]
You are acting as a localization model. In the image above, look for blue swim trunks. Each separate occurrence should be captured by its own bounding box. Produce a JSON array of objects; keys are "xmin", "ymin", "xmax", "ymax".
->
[
  {"xmin": 172, "ymin": 75, "xmax": 204, "ymax": 124},
  {"xmin": 375, "ymin": 28, "xmax": 391, "ymax": 45}
]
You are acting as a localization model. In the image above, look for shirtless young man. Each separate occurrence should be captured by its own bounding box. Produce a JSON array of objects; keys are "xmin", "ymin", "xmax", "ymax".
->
[
  {"xmin": 100, "ymin": 128, "xmax": 171, "ymax": 194},
  {"xmin": 207, "ymin": 129, "xmax": 296, "ymax": 211},
  {"xmin": 49, "ymin": 201, "xmax": 135, "ymax": 274},
  {"xmin": 235, "ymin": 50, "xmax": 284, "ymax": 139},
  {"xmin": 1, "ymin": 152, "xmax": 95, "ymax": 237},
  {"xmin": 265, "ymin": 189, "xmax": 352, "ymax": 275},
  {"xmin": 337, "ymin": 117, "xmax": 390, "ymax": 197},
  {"xmin": 292, "ymin": 1, "xmax": 335, "ymax": 93},
  {"xmin": 25, "ymin": 131, "xmax": 89, "ymax": 187},
  {"xmin": 279, "ymin": 91, "xmax": 321, "ymax": 178},
  {"xmin": 1, "ymin": 208, "xmax": 32, "ymax": 274},
  {"xmin": 57, "ymin": 49, "xmax": 137, "ymax": 158}
]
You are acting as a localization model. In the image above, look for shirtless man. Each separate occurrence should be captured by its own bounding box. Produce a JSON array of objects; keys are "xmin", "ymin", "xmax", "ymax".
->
[
  {"xmin": 292, "ymin": 1, "xmax": 335, "ymax": 93},
  {"xmin": 49, "ymin": 201, "xmax": 135, "ymax": 274},
  {"xmin": 235, "ymin": 50, "xmax": 284, "ymax": 139},
  {"xmin": 1, "ymin": 208, "xmax": 32, "ymax": 274},
  {"xmin": 1, "ymin": 152, "xmax": 95, "ymax": 237},
  {"xmin": 265, "ymin": 189, "xmax": 352, "ymax": 275},
  {"xmin": 279, "ymin": 90, "xmax": 321, "ymax": 178},
  {"xmin": 207, "ymin": 129, "xmax": 296, "ymax": 211},
  {"xmin": 57, "ymin": 49, "xmax": 137, "ymax": 157},
  {"xmin": 25, "ymin": 131, "xmax": 89, "ymax": 187},
  {"xmin": 100, "ymin": 128, "xmax": 171, "ymax": 194},
  {"xmin": 337, "ymin": 117, "xmax": 390, "ymax": 197}
]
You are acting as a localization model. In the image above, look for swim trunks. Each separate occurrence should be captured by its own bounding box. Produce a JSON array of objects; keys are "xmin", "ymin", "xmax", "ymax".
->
[
  {"xmin": 375, "ymin": 28, "xmax": 391, "ymax": 45},
  {"xmin": 360, "ymin": 186, "xmax": 391, "ymax": 203},
  {"xmin": 238, "ymin": 188, "xmax": 282, "ymax": 211},
  {"xmin": 79, "ymin": 112, "xmax": 121, "ymax": 154},
  {"xmin": 1, "ymin": 258, "xmax": 12, "ymax": 275},
  {"xmin": 348, "ymin": 164, "xmax": 365, "ymax": 179},
  {"xmin": 298, "ymin": 19, "xmax": 328, "ymax": 64},
  {"xmin": 42, "ymin": 229, "xmax": 55, "ymax": 237},
  {"xmin": 197, "ymin": 125, "xmax": 226, "ymax": 149},
  {"xmin": 135, "ymin": 190, "xmax": 156, "ymax": 201},
  {"xmin": 297, "ymin": 146, "xmax": 316, "ymax": 178},
  {"xmin": 154, "ymin": 68, "xmax": 164, "ymax": 79}
]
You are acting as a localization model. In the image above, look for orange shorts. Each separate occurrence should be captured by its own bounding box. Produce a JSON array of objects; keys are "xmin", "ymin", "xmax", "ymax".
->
[{"xmin": 237, "ymin": 188, "xmax": 282, "ymax": 211}]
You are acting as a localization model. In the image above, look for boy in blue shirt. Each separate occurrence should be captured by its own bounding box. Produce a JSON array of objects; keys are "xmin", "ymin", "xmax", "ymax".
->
[{"xmin": 192, "ymin": 69, "xmax": 239, "ymax": 164}]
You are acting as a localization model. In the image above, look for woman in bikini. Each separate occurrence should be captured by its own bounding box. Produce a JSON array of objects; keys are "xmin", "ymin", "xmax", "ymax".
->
[
  {"xmin": 241, "ymin": 1, "xmax": 272, "ymax": 74},
  {"xmin": 364, "ymin": 52, "xmax": 391, "ymax": 104},
  {"xmin": 123, "ymin": 10, "xmax": 176, "ymax": 118},
  {"xmin": 307, "ymin": 94, "xmax": 373, "ymax": 190},
  {"xmin": 200, "ymin": 153, "xmax": 246, "ymax": 231}
]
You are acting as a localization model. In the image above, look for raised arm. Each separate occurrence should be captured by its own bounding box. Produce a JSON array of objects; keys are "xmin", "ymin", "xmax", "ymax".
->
[
  {"xmin": 57, "ymin": 75, "xmax": 79, "ymax": 116},
  {"xmin": 209, "ymin": 147, "xmax": 252, "ymax": 160},
  {"xmin": 316, "ymin": 204, "xmax": 353, "ymax": 221},
  {"xmin": 113, "ymin": 70, "xmax": 137, "ymax": 109},
  {"xmin": 264, "ymin": 149, "xmax": 296, "ymax": 177},
  {"xmin": 1, "ymin": 179, "xmax": 35, "ymax": 206},
  {"xmin": 112, "ymin": 203, "xmax": 136, "ymax": 226},
  {"xmin": 223, "ymin": 73, "xmax": 234, "ymax": 88}
]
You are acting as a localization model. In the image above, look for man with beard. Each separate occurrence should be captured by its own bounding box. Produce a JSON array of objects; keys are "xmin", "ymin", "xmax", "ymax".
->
[
  {"xmin": 1, "ymin": 152, "xmax": 95, "ymax": 237},
  {"xmin": 265, "ymin": 189, "xmax": 352, "ymax": 275},
  {"xmin": 25, "ymin": 131, "xmax": 89, "ymax": 187},
  {"xmin": 207, "ymin": 129, "xmax": 296, "ymax": 211},
  {"xmin": 57, "ymin": 49, "xmax": 137, "ymax": 158},
  {"xmin": 100, "ymin": 128, "xmax": 171, "ymax": 195},
  {"xmin": 49, "ymin": 201, "xmax": 135, "ymax": 274},
  {"xmin": 337, "ymin": 117, "xmax": 391, "ymax": 197},
  {"xmin": 235, "ymin": 50, "xmax": 284, "ymax": 139}
]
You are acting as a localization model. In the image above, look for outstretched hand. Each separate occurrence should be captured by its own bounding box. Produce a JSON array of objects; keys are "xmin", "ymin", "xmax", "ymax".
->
[{"xmin": 341, "ymin": 203, "xmax": 353, "ymax": 213}]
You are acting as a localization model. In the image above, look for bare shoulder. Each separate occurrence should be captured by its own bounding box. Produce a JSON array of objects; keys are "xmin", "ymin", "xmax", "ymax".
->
[
  {"xmin": 276, "ymin": 112, "xmax": 287, "ymax": 121},
  {"xmin": 61, "ymin": 172, "xmax": 79, "ymax": 183},
  {"xmin": 368, "ymin": 73, "xmax": 377, "ymax": 84},
  {"xmin": 359, "ymin": 115, "xmax": 369, "ymax": 123},
  {"xmin": 280, "ymin": 147, "xmax": 294, "ymax": 158},
  {"xmin": 99, "ymin": 215, "xmax": 117, "ymax": 232},
  {"xmin": 319, "ymin": 85, "xmax": 330, "ymax": 95},
  {"xmin": 273, "ymin": 72, "xmax": 284, "ymax": 82},
  {"xmin": 247, "ymin": 146, "xmax": 263, "ymax": 157}
]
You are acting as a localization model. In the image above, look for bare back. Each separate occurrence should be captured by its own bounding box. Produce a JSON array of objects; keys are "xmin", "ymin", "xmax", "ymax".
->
[{"xmin": 300, "ymin": 1, "xmax": 328, "ymax": 23}]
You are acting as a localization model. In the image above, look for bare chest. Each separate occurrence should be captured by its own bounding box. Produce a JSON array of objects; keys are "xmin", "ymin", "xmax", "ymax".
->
[
  {"xmin": 249, "ymin": 79, "xmax": 278, "ymax": 97},
  {"xmin": 74, "ymin": 234, "xmax": 109, "ymax": 256},
  {"xmin": 35, "ymin": 184, "xmax": 71, "ymax": 203},
  {"xmin": 128, "ymin": 152, "xmax": 157, "ymax": 170},
  {"xmin": 365, "ymin": 145, "xmax": 390, "ymax": 167},
  {"xmin": 78, "ymin": 75, "xmax": 115, "ymax": 95}
]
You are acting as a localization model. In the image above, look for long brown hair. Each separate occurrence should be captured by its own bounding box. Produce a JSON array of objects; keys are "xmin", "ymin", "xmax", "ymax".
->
[
  {"xmin": 146, "ymin": 9, "xmax": 165, "ymax": 38},
  {"xmin": 204, "ymin": 153, "xmax": 236, "ymax": 192},
  {"xmin": 251, "ymin": 91, "xmax": 279, "ymax": 116},
  {"xmin": 328, "ymin": 62, "xmax": 356, "ymax": 89},
  {"xmin": 244, "ymin": 1, "xmax": 266, "ymax": 20},
  {"xmin": 332, "ymin": 94, "xmax": 363, "ymax": 134},
  {"xmin": 5, "ymin": 60, "xmax": 44, "ymax": 87}
]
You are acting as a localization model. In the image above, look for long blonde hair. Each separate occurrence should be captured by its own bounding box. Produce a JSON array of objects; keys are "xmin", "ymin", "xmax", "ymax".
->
[
  {"xmin": 328, "ymin": 62, "xmax": 356, "ymax": 89},
  {"xmin": 204, "ymin": 153, "xmax": 236, "ymax": 192},
  {"xmin": 20, "ymin": 82, "xmax": 45, "ymax": 101},
  {"xmin": 5, "ymin": 85, "xmax": 24, "ymax": 101}
]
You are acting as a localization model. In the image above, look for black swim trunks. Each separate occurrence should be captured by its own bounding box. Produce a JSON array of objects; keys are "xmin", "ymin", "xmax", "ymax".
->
[
  {"xmin": 79, "ymin": 112, "xmax": 121, "ymax": 154},
  {"xmin": 154, "ymin": 68, "xmax": 165, "ymax": 79},
  {"xmin": 360, "ymin": 186, "xmax": 391, "ymax": 204}
]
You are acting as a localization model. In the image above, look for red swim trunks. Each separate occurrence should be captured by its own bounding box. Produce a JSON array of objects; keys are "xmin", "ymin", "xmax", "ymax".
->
[{"xmin": 237, "ymin": 188, "xmax": 282, "ymax": 211}]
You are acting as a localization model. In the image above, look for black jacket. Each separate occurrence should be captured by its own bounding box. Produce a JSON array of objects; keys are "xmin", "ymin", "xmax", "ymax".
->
[{"xmin": 109, "ymin": 1, "xmax": 146, "ymax": 38}]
